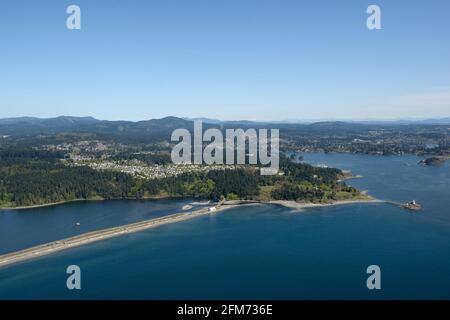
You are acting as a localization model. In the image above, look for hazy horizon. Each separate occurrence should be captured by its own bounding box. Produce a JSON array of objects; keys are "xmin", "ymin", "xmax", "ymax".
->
[{"xmin": 1, "ymin": 114, "xmax": 450, "ymax": 123}]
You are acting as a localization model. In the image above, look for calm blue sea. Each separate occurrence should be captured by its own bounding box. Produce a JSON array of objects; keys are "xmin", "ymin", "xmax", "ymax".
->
[
  {"xmin": 0, "ymin": 153, "xmax": 449, "ymax": 299},
  {"xmin": 0, "ymin": 198, "xmax": 209, "ymax": 255}
]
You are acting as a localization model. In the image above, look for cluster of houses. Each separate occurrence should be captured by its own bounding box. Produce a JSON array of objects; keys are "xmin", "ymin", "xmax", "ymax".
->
[{"xmin": 68, "ymin": 159, "xmax": 242, "ymax": 180}]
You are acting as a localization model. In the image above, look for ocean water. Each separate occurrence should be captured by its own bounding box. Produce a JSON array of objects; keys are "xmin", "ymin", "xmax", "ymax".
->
[
  {"xmin": 0, "ymin": 198, "xmax": 209, "ymax": 255},
  {"xmin": 0, "ymin": 153, "xmax": 449, "ymax": 299}
]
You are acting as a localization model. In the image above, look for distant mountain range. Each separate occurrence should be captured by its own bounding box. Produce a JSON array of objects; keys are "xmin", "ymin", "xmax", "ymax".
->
[
  {"xmin": 0, "ymin": 116, "xmax": 193, "ymax": 141},
  {"xmin": 0, "ymin": 116, "xmax": 449, "ymax": 140},
  {"xmin": 0, "ymin": 116, "xmax": 98, "ymax": 126},
  {"xmin": 346, "ymin": 118, "xmax": 450, "ymax": 125},
  {"xmin": 183, "ymin": 116, "xmax": 450, "ymax": 125}
]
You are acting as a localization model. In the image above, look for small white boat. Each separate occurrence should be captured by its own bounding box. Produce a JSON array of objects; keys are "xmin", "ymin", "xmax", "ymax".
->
[{"xmin": 75, "ymin": 222, "xmax": 81, "ymax": 226}]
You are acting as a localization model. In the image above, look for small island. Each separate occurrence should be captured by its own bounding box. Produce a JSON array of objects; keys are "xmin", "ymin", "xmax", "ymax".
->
[
  {"xmin": 400, "ymin": 200, "xmax": 422, "ymax": 211},
  {"xmin": 419, "ymin": 157, "xmax": 447, "ymax": 166}
]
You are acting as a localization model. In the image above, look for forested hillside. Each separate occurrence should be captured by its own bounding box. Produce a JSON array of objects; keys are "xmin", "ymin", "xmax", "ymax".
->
[{"xmin": 0, "ymin": 150, "xmax": 358, "ymax": 208}]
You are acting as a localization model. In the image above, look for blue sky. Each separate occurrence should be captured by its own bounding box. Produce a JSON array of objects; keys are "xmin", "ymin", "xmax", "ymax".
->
[{"xmin": 1, "ymin": 0, "xmax": 449, "ymax": 121}]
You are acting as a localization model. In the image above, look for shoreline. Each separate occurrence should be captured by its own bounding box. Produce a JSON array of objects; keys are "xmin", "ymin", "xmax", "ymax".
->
[
  {"xmin": 0, "ymin": 198, "xmax": 104, "ymax": 211},
  {"xmin": 0, "ymin": 198, "xmax": 382, "ymax": 269},
  {"xmin": 0, "ymin": 196, "xmax": 189, "ymax": 211},
  {"xmin": 0, "ymin": 194, "xmax": 377, "ymax": 211},
  {"xmin": 265, "ymin": 198, "xmax": 383, "ymax": 210}
]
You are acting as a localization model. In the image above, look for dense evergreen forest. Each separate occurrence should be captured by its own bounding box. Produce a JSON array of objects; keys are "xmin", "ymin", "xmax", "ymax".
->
[
  {"xmin": 0, "ymin": 161, "xmax": 136, "ymax": 207},
  {"xmin": 0, "ymin": 148, "xmax": 358, "ymax": 208}
]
